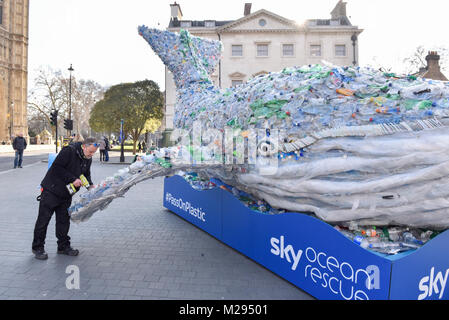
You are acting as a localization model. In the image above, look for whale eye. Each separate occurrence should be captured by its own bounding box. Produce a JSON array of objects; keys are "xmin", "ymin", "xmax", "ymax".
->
[{"xmin": 258, "ymin": 138, "xmax": 277, "ymax": 157}]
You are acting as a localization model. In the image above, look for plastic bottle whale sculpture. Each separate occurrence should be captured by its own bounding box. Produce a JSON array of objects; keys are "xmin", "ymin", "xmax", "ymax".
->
[{"xmin": 70, "ymin": 26, "xmax": 449, "ymax": 229}]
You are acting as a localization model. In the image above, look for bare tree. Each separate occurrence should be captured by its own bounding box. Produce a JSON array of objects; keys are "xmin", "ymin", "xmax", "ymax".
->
[
  {"xmin": 27, "ymin": 66, "xmax": 67, "ymax": 137},
  {"xmin": 73, "ymin": 79, "xmax": 105, "ymax": 138},
  {"xmin": 28, "ymin": 66, "xmax": 105, "ymax": 139}
]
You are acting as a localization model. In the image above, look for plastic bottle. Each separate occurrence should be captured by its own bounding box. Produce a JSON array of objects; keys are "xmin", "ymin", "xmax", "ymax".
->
[
  {"xmin": 402, "ymin": 232, "xmax": 424, "ymax": 246},
  {"xmin": 352, "ymin": 235, "xmax": 370, "ymax": 249},
  {"xmin": 361, "ymin": 227, "xmax": 378, "ymax": 237},
  {"xmin": 348, "ymin": 221, "xmax": 359, "ymax": 231},
  {"xmin": 386, "ymin": 227, "xmax": 406, "ymax": 242},
  {"xmin": 419, "ymin": 230, "xmax": 434, "ymax": 242},
  {"xmin": 367, "ymin": 242, "xmax": 404, "ymax": 254}
]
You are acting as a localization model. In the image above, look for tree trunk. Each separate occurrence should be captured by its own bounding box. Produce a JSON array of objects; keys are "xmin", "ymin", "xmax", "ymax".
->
[{"xmin": 132, "ymin": 140, "xmax": 137, "ymax": 155}]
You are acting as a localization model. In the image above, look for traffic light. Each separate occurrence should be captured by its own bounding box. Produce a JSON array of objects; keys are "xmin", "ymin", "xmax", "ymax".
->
[
  {"xmin": 64, "ymin": 119, "xmax": 73, "ymax": 131},
  {"xmin": 50, "ymin": 110, "xmax": 58, "ymax": 126}
]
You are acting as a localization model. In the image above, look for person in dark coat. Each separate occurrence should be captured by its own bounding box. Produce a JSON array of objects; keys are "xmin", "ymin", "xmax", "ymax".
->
[
  {"xmin": 104, "ymin": 136, "xmax": 110, "ymax": 162},
  {"xmin": 31, "ymin": 137, "xmax": 99, "ymax": 260},
  {"xmin": 12, "ymin": 132, "xmax": 27, "ymax": 168}
]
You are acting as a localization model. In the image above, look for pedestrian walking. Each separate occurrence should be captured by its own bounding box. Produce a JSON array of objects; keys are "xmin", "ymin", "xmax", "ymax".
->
[
  {"xmin": 138, "ymin": 141, "xmax": 142, "ymax": 153},
  {"xmin": 12, "ymin": 132, "xmax": 27, "ymax": 168},
  {"xmin": 104, "ymin": 136, "xmax": 110, "ymax": 162},
  {"xmin": 31, "ymin": 137, "xmax": 99, "ymax": 260},
  {"xmin": 99, "ymin": 138, "xmax": 106, "ymax": 162},
  {"xmin": 141, "ymin": 140, "xmax": 147, "ymax": 153}
]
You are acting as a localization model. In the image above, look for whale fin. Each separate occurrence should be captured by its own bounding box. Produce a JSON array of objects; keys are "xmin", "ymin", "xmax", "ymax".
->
[{"xmin": 138, "ymin": 26, "xmax": 222, "ymax": 87}]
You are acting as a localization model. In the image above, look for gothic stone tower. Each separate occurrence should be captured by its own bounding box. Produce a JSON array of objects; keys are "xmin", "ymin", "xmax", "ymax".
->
[{"xmin": 0, "ymin": 0, "xmax": 29, "ymax": 144}]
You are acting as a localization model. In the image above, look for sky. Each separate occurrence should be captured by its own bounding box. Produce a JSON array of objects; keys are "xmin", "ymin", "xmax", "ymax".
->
[{"xmin": 28, "ymin": 0, "xmax": 449, "ymax": 92}]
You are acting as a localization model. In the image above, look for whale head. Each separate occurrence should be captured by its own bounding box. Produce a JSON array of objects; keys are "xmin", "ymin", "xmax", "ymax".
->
[{"xmin": 138, "ymin": 26, "xmax": 222, "ymax": 88}]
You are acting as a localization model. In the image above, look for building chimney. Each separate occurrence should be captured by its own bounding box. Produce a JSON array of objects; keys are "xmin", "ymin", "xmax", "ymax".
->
[
  {"xmin": 244, "ymin": 3, "xmax": 252, "ymax": 16},
  {"xmin": 426, "ymin": 51, "xmax": 441, "ymax": 70},
  {"xmin": 331, "ymin": 0, "xmax": 347, "ymax": 19},
  {"xmin": 170, "ymin": 2, "xmax": 183, "ymax": 21},
  {"xmin": 422, "ymin": 51, "xmax": 448, "ymax": 81}
]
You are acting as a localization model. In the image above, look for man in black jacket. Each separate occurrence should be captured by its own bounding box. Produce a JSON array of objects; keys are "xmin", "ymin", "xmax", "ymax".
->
[
  {"xmin": 12, "ymin": 132, "xmax": 27, "ymax": 168},
  {"xmin": 32, "ymin": 137, "xmax": 99, "ymax": 260}
]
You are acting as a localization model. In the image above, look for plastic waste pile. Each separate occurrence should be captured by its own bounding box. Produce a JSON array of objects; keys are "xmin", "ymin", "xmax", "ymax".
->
[
  {"xmin": 334, "ymin": 224, "xmax": 440, "ymax": 255},
  {"xmin": 178, "ymin": 171, "xmax": 216, "ymax": 191},
  {"xmin": 179, "ymin": 171, "xmax": 285, "ymax": 214}
]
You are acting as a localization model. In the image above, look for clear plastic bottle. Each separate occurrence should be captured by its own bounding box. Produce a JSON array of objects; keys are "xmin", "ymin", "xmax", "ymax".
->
[
  {"xmin": 352, "ymin": 235, "xmax": 370, "ymax": 249},
  {"xmin": 419, "ymin": 230, "xmax": 434, "ymax": 243},
  {"xmin": 367, "ymin": 242, "xmax": 404, "ymax": 254},
  {"xmin": 402, "ymin": 232, "xmax": 424, "ymax": 246},
  {"xmin": 386, "ymin": 227, "xmax": 407, "ymax": 242}
]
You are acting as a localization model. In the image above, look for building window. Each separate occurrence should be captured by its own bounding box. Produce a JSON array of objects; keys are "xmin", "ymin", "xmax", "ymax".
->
[
  {"xmin": 180, "ymin": 21, "xmax": 191, "ymax": 28},
  {"xmin": 317, "ymin": 19, "xmax": 330, "ymax": 26},
  {"xmin": 335, "ymin": 44, "xmax": 346, "ymax": 57},
  {"xmin": 282, "ymin": 44, "xmax": 294, "ymax": 57},
  {"xmin": 257, "ymin": 44, "xmax": 268, "ymax": 57},
  {"xmin": 310, "ymin": 45, "xmax": 321, "ymax": 57},
  {"xmin": 231, "ymin": 45, "xmax": 243, "ymax": 57},
  {"xmin": 232, "ymin": 80, "xmax": 243, "ymax": 87},
  {"xmin": 259, "ymin": 19, "xmax": 267, "ymax": 27},
  {"xmin": 0, "ymin": 5, "xmax": 3, "ymax": 25},
  {"xmin": 205, "ymin": 21, "xmax": 215, "ymax": 28}
]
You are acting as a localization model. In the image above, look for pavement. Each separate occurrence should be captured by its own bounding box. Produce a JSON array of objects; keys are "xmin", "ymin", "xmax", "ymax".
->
[{"xmin": 0, "ymin": 151, "xmax": 313, "ymax": 300}]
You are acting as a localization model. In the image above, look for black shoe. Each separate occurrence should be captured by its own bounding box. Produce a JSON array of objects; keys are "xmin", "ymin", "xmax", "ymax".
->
[
  {"xmin": 19, "ymin": 166, "xmax": 23, "ymax": 168},
  {"xmin": 32, "ymin": 249, "xmax": 48, "ymax": 260},
  {"xmin": 57, "ymin": 247, "xmax": 79, "ymax": 256}
]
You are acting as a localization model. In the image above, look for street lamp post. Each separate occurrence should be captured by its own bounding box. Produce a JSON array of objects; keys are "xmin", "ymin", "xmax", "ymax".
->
[
  {"xmin": 68, "ymin": 64, "xmax": 74, "ymax": 137},
  {"xmin": 120, "ymin": 119, "xmax": 125, "ymax": 163},
  {"xmin": 351, "ymin": 34, "xmax": 358, "ymax": 66}
]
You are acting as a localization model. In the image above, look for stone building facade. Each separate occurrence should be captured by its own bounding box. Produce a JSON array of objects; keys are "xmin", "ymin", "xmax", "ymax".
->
[
  {"xmin": 0, "ymin": 0, "xmax": 29, "ymax": 144},
  {"xmin": 160, "ymin": 1, "xmax": 363, "ymax": 142}
]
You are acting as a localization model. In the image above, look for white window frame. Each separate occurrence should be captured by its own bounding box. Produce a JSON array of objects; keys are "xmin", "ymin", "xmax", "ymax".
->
[
  {"xmin": 335, "ymin": 44, "xmax": 347, "ymax": 57},
  {"xmin": 310, "ymin": 44, "xmax": 322, "ymax": 57},
  {"xmin": 204, "ymin": 20, "xmax": 215, "ymax": 28},
  {"xmin": 231, "ymin": 44, "xmax": 243, "ymax": 57},
  {"xmin": 180, "ymin": 21, "xmax": 192, "ymax": 28},
  {"xmin": 255, "ymin": 42, "xmax": 270, "ymax": 57},
  {"xmin": 282, "ymin": 43, "xmax": 295, "ymax": 57}
]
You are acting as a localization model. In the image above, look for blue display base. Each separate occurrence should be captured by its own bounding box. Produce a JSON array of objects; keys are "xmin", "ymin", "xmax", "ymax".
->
[{"xmin": 163, "ymin": 175, "xmax": 449, "ymax": 300}]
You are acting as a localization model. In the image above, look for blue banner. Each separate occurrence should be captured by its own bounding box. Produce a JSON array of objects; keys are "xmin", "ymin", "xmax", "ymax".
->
[{"xmin": 163, "ymin": 175, "xmax": 449, "ymax": 300}]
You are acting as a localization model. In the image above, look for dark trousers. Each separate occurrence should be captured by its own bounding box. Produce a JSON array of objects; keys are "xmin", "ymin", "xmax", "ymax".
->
[
  {"xmin": 14, "ymin": 149, "xmax": 24, "ymax": 167},
  {"xmin": 100, "ymin": 150, "xmax": 105, "ymax": 161},
  {"xmin": 32, "ymin": 191, "xmax": 72, "ymax": 251}
]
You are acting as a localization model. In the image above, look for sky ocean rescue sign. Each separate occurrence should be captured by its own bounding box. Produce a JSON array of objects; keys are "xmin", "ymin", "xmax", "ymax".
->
[{"xmin": 270, "ymin": 235, "xmax": 377, "ymax": 300}]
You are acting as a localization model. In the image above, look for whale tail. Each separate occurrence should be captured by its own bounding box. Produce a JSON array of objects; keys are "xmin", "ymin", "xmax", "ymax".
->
[{"xmin": 138, "ymin": 26, "xmax": 222, "ymax": 87}]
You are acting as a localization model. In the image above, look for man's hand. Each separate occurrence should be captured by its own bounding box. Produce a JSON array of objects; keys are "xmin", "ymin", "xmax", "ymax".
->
[{"xmin": 72, "ymin": 179, "xmax": 83, "ymax": 187}]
